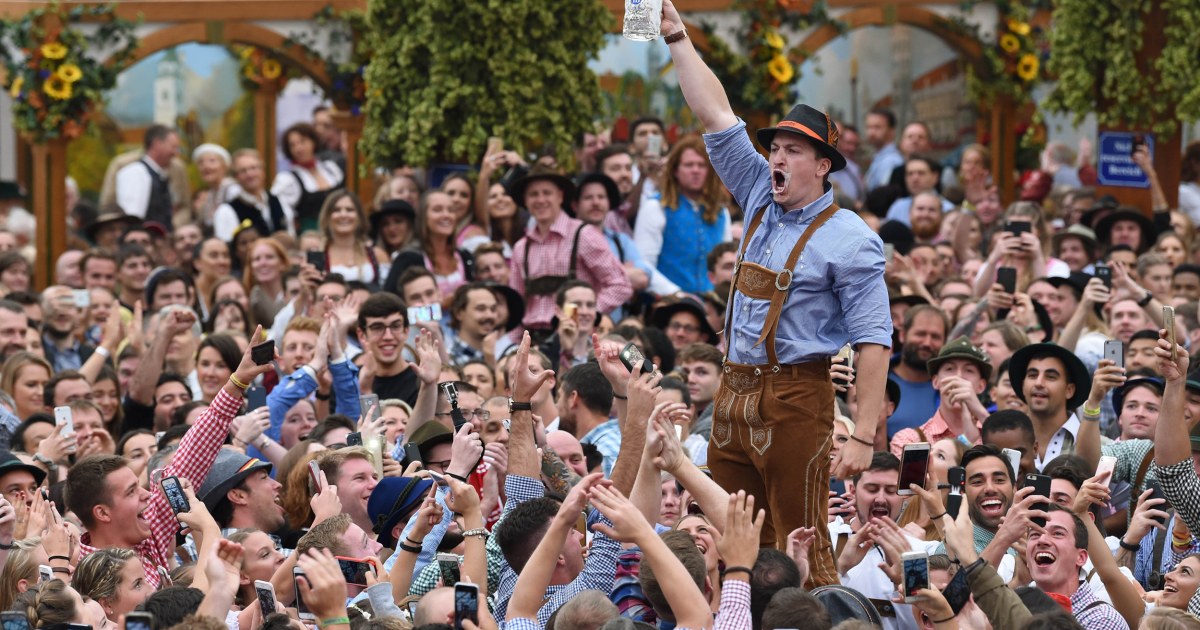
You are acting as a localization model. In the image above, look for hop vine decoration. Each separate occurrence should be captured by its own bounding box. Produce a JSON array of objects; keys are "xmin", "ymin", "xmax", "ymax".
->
[
  {"xmin": 700, "ymin": 0, "xmax": 843, "ymax": 119},
  {"xmin": 950, "ymin": 0, "xmax": 1050, "ymax": 105},
  {"xmin": 1045, "ymin": 0, "xmax": 1200, "ymax": 137},
  {"xmin": 0, "ymin": 3, "xmax": 139, "ymax": 142}
]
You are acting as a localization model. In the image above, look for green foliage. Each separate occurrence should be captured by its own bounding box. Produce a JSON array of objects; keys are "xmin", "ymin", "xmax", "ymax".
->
[
  {"xmin": 283, "ymin": 6, "xmax": 369, "ymax": 112},
  {"xmin": 950, "ymin": 1, "xmax": 1050, "ymax": 105},
  {"xmin": 360, "ymin": 0, "xmax": 612, "ymax": 168},
  {"xmin": 1045, "ymin": 0, "xmax": 1199, "ymax": 137},
  {"xmin": 700, "ymin": 0, "xmax": 842, "ymax": 121},
  {"xmin": 0, "ymin": 2, "xmax": 138, "ymax": 142}
]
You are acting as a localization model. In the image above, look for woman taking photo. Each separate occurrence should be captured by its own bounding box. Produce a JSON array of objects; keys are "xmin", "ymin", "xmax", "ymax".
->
[
  {"xmin": 477, "ymin": 145, "xmax": 528, "ymax": 246},
  {"xmin": 1, "ymin": 352, "xmax": 52, "ymax": 420},
  {"xmin": 192, "ymin": 237, "xmax": 233, "ymax": 320},
  {"xmin": 243, "ymin": 237, "xmax": 290, "ymax": 328},
  {"xmin": 384, "ymin": 189, "xmax": 474, "ymax": 299},
  {"xmin": 318, "ymin": 190, "xmax": 388, "ymax": 288},
  {"xmin": 271, "ymin": 122, "xmax": 343, "ymax": 233}
]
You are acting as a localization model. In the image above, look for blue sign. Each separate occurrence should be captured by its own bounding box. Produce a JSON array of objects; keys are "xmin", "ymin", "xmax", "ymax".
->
[{"xmin": 1097, "ymin": 132, "xmax": 1153, "ymax": 188}]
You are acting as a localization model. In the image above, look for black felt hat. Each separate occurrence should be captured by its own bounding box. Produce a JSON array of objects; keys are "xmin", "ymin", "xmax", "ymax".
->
[
  {"xmin": 755, "ymin": 103, "xmax": 847, "ymax": 173},
  {"xmin": 1008, "ymin": 343, "xmax": 1092, "ymax": 410}
]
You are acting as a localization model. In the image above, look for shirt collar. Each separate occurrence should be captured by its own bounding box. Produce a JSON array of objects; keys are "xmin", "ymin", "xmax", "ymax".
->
[
  {"xmin": 781, "ymin": 187, "xmax": 835, "ymax": 224},
  {"xmin": 1057, "ymin": 413, "xmax": 1081, "ymax": 441},
  {"xmin": 530, "ymin": 210, "xmax": 574, "ymax": 241}
]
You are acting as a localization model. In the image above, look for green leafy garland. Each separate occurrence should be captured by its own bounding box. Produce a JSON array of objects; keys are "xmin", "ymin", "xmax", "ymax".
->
[
  {"xmin": 950, "ymin": 0, "xmax": 1051, "ymax": 105},
  {"xmin": 0, "ymin": 3, "xmax": 138, "ymax": 142},
  {"xmin": 699, "ymin": 0, "xmax": 843, "ymax": 120},
  {"xmin": 360, "ymin": 0, "xmax": 611, "ymax": 168},
  {"xmin": 1045, "ymin": 0, "xmax": 1200, "ymax": 137}
]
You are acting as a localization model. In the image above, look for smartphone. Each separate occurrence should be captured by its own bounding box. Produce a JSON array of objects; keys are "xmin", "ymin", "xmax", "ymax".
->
[
  {"xmin": 946, "ymin": 466, "xmax": 965, "ymax": 519},
  {"xmin": 406, "ymin": 601, "xmax": 420, "ymax": 620},
  {"xmin": 941, "ymin": 568, "xmax": 972, "ymax": 615},
  {"xmin": 1145, "ymin": 479, "xmax": 1169, "ymax": 525},
  {"xmin": 346, "ymin": 432, "xmax": 363, "ymax": 447},
  {"xmin": 0, "ymin": 612, "xmax": 31, "ymax": 630},
  {"xmin": 254, "ymin": 579, "xmax": 277, "ymax": 619},
  {"xmin": 645, "ymin": 133, "xmax": 663, "ymax": 157},
  {"xmin": 72, "ymin": 289, "xmax": 90, "ymax": 309},
  {"xmin": 898, "ymin": 443, "xmax": 930, "ymax": 496},
  {"xmin": 1025, "ymin": 473, "xmax": 1052, "ymax": 527},
  {"xmin": 335, "ymin": 557, "xmax": 374, "ymax": 587},
  {"xmin": 437, "ymin": 552, "xmax": 460, "ymax": 585},
  {"xmin": 619, "ymin": 342, "xmax": 654, "ymax": 374},
  {"xmin": 125, "ymin": 612, "xmax": 154, "ymax": 630},
  {"xmin": 1131, "ymin": 134, "xmax": 1146, "ymax": 156},
  {"xmin": 305, "ymin": 250, "xmax": 326, "ymax": 274},
  {"xmin": 1165, "ymin": 306, "xmax": 1177, "ymax": 360},
  {"xmin": 160, "ymin": 476, "xmax": 190, "ymax": 530},
  {"xmin": 1096, "ymin": 455, "xmax": 1117, "ymax": 482},
  {"xmin": 1095, "ymin": 264, "xmax": 1112, "ymax": 289},
  {"xmin": 996, "ymin": 266, "xmax": 1017, "ymax": 294},
  {"xmin": 293, "ymin": 566, "xmax": 313, "ymax": 620},
  {"xmin": 245, "ymin": 384, "xmax": 267, "ymax": 410},
  {"xmin": 54, "ymin": 405, "xmax": 73, "ymax": 438},
  {"xmin": 1007, "ymin": 220, "xmax": 1031, "ymax": 236},
  {"xmin": 251, "ymin": 340, "xmax": 274, "ymax": 366},
  {"xmin": 487, "ymin": 136, "xmax": 503, "ymax": 155},
  {"xmin": 563, "ymin": 303, "xmax": 578, "ymax": 322},
  {"xmin": 902, "ymin": 550, "xmax": 929, "ymax": 602},
  {"xmin": 1002, "ymin": 448, "xmax": 1022, "ymax": 478},
  {"xmin": 883, "ymin": 243, "xmax": 895, "ymax": 264},
  {"xmin": 367, "ymin": 435, "xmax": 384, "ymax": 477},
  {"xmin": 38, "ymin": 565, "xmax": 52, "ymax": 583},
  {"xmin": 428, "ymin": 470, "xmax": 450, "ymax": 489},
  {"xmin": 308, "ymin": 460, "xmax": 323, "ymax": 493},
  {"xmin": 360, "ymin": 394, "xmax": 381, "ymax": 423},
  {"xmin": 454, "ymin": 582, "xmax": 479, "ymax": 630},
  {"xmin": 1103, "ymin": 339, "xmax": 1124, "ymax": 369},
  {"xmin": 403, "ymin": 442, "xmax": 423, "ymax": 467}
]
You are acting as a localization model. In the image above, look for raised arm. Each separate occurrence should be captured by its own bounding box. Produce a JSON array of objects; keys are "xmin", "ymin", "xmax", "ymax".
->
[
  {"xmin": 1153, "ymin": 334, "xmax": 1190, "ymax": 468},
  {"xmin": 1072, "ymin": 472, "xmax": 1145, "ymax": 629},
  {"xmin": 660, "ymin": 0, "xmax": 738, "ymax": 133},
  {"xmin": 611, "ymin": 362, "xmax": 661, "ymax": 495},
  {"xmin": 128, "ymin": 301, "xmax": 169, "ymax": 406},
  {"xmin": 508, "ymin": 332, "xmax": 555, "ymax": 478},
  {"xmin": 400, "ymin": 329, "xmax": 443, "ymax": 445}
]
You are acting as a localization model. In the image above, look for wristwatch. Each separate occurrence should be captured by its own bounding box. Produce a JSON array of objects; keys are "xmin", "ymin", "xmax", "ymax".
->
[
  {"xmin": 508, "ymin": 397, "xmax": 532, "ymax": 412},
  {"xmin": 1137, "ymin": 290, "xmax": 1154, "ymax": 307}
]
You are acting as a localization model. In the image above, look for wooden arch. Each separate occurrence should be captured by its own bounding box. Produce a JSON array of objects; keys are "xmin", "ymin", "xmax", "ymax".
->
[
  {"xmin": 798, "ymin": 5, "xmax": 985, "ymax": 72},
  {"xmin": 126, "ymin": 21, "xmax": 332, "ymax": 90}
]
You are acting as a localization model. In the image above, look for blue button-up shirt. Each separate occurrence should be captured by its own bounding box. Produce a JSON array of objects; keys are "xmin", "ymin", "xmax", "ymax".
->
[
  {"xmin": 703, "ymin": 120, "xmax": 892, "ymax": 365},
  {"xmin": 865, "ymin": 143, "xmax": 904, "ymax": 191}
]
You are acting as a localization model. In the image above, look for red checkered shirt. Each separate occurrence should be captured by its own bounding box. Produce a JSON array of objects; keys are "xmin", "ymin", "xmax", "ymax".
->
[
  {"xmin": 509, "ymin": 212, "xmax": 632, "ymax": 329},
  {"xmin": 78, "ymin": 387, "xmax": 243, "ymax": 590}
]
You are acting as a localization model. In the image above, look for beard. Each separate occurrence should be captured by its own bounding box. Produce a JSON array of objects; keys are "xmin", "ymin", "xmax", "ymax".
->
[{"xmin": 901, "ymin": 343, "xmax": 932, "ymax": 371}]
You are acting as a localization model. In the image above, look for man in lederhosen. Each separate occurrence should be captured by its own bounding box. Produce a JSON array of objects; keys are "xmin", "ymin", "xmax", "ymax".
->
[
  {"xmin": 508, "ymin": 165, "xmax": 631, "ymax": 338},
  {"xmin": 659, "ymin": 0, "xmax": 893, "ymax": 587}
]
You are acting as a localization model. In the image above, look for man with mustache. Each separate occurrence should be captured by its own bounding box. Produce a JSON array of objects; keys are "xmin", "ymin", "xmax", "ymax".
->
[
  {"xmin": 445, "ymin": 282, "xmax": 500, "ymax": 366},
  {"xmin": 887, "ymin": 305, "xmax": 949, "ymax": 440}
]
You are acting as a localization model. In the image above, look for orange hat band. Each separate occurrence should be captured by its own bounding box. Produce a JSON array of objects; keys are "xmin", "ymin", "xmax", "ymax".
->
[{"xmin": 775, "ymin": 120, "xmax": 826, "ymax": 143}]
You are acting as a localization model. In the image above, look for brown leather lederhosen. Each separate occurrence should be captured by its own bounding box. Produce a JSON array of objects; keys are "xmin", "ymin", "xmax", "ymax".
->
[
  {"xmin": 524, "ymin": 224, "xmax": 584, "ymax": 297},
  {"xmin": 708, "ymin": 202, "xmax": 842, "ymax": 587}
]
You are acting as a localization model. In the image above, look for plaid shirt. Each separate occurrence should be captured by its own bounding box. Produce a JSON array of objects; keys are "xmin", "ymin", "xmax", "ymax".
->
[
  {"xmin": 580, "ymin": 420, "xmax": 621, "ymax": 477},
  {"xmin": 715, "ymin": 579, "xmax": 752, "ymax": 630},
  {"xmin": 79, "ymin": 388, "xmax": 242, "ymax": 590},
  {"xmin": 1071, "ymin": 582, "xmax": 1129, "ymax": 630},
  {"xmin": 509, "ymin": 212, "xmax": 632, "ymax": 330},
  {"xmin": 444, "ymin": 328, "xmax": 486, "ymax": 367}
]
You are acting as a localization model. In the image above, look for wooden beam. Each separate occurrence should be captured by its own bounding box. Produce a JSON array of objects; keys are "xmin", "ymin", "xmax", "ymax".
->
[
  {"xmin": 0, "ymin": 0, "xmax": 366, "ymax": 21},
  {"xmin": 600, "ymin": 0, "xmax": 969, "ymax": 11}
]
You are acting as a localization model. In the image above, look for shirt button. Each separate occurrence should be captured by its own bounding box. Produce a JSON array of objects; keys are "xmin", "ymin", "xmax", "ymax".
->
[
  {"xmin": 778, "ymin": 223, "xmax": 784, "ymax": 228},
  {"xmin": 766, "ymin": 249, "xmax": 771, "ymax": 255}
]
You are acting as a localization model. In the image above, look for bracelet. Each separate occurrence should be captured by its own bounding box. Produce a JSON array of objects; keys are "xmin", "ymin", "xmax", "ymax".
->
[
  {"xmin": 398, "ymin": 542, "xmax": 422, "ymax": 554},
  {"xmin": 319, "ymin": 617, "xmax": 350, "ymax": 628},
  {"xmin": 1173, "ymin": 536, "xmax": 1191, "ymax": 547},
  {"xmin": 929, "ymin": 512, "xmax": 947, "ymax": 520},
  {"xmin": 48, "ymin": 555, "xmax": 70, "ymax": 563},
  {"xmin": 0, "ymin": 540, "xmax": 12, "ymax": 550},
  {"xmin": 405, "ymin": 537, "xmax": 424, "ymax": 547},
  {"xmin": 849, "ymin": 434, "xmax": 873, "ymax": 447},
  {"xmin": 664, "ymin": 29, "xmax": 688, "ymax": 45},
  {"xmin": 1081, "ymin": 405, "xmax": 1102, "ymax": 417},
  {"xmin": 1119, "ymin": 539, "xmax": 1140, "ymax": 551},
  {"xmin": 461, "ymin": 528, "xmax": 488, "ymax": 539},
  {"xmin": 613, "ymin": 393, "xmax": 628, "ymax": 400},
  {"xmin": 722, "ymin": 565, "xmax": 753, "ymax": 578},
  {"xmin": 315, "ymin": 390, "xmax": 332, "ymax": 401},
  {"xmin": 51, "ymin": 566, "xmax": 72, "ymax": 575},
  {"xmin": 447, "ymin": 472, "xmax": 469, "ymax": 483},
  {"xmin": 229, "ymin": 374, "xmax": 250, "ymax": 391},
  {"xmin": 932, "ymin": 615, "xmax": 955, "ymax": 624},
  {"xmin": 94, "ymin": 345, "xmax": 111, "ymax": 359},
  {"xmin": 1138, "ymin": 290, "xmax": 1154, "ymax": 307}
]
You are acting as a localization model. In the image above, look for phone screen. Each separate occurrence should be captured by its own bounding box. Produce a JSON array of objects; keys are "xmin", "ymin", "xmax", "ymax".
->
[
  {"xmin": 996, "ymin": 267, "xmax": 1017, "ymax": 294},
  {"xmin": 941, "ymin": 568, "xmax": 972, "ymax": 614},
  {"xmin": 255, "ymin": 581, "xmax": 276, "ymax": 619},
  {"xmin": 336, "ymin": 558, "xmax": 372, "ymax": 586},
  {"xmin": 306, "ymin": 250, "xmax": 325, "ymax": 273},
  {"xmin": 897, "ymin": 445, "xmax": 930, "ymax": 495},
  {"xmin": 454, "ymin": 584, "xmax": 479, "ymax": 630},
  {"xmin": 619, "ymin": 342, "xmax": 654, "ymax": 374},
  {"xmin": 161, "ymin": 477, "xmax": 189, "ymax": 515},
  {"xmin": 903, "ymin": 554, "xmax": 929, "ymax": 599},
  {"xmin": 346, "ymin": 432, "xmax": 363, "ymax": 447},
  {"xmin": 125, "ymin": 614, "xmax": 153, "ymax": 630},
  {"xmin": 438, "ymin": 554, "xmax": 460, "ymax": 585},
  {"xmin": 1, "ymin": 612, "xmax": 31, "ymax": 630}
]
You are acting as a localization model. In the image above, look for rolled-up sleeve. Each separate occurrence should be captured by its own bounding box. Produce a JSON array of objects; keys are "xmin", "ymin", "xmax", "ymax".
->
[{"xmin": 703, "ymin": 119, "xmax": 772, "ymax": 217}]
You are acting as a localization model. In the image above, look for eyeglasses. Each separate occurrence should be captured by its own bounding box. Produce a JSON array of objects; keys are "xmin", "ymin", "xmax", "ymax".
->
[
  {"xmin": 668, "ymin": 322, "xmax": 700, "ymax": 334},
  {"xmin": 436, "ymin": 409, "xmax": 490, "ymax": 421},
  {"xmin": 424, "ymin": 459, "xmax": 451, "ymax": 473},
  {"xmin": 365, "ymin": 321, "xmax": 406, "ymax": 337}
]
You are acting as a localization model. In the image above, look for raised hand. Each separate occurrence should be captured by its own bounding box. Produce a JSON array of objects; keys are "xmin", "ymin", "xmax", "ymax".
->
[
  {"xmin": 509, "ymin": 332, "xmax": 555, "ymax": 403},
  {"xmin": 717, "ymin": 491, "xmax": 765, "ymax": 569},
  {"xmin": 786, "ymin": 527, "xmax": 816, "ymax": 586},
  {"xmin": 413, "ymin": 328, "xmax": 444, "ymax": 386},
  {"xmin": 232, "ymin": 407, "xmax": 272, "ymax": 448},
  {"xmin": 592, "ymin": 334, "xmax": 631, "ymax": 397},
  {"xmin": 1124, "ymin": 489, "xmax": 1169, "ymax": 546},
  {"xmin": 1155, "ymin": 333, "xmax": 1189, "ymax": 382},
  {"xmin": 649, "ymin": 413, "xmax": 686, "ymax": 474},
  {"xmin": 231, "ymin": 326, "xmax": 279, "ymax": 389},
  {"xmin": 0, "ymin": 496, "xmax": 13, "ymax": 545},
  {"xmin": 409, "ymin": 488, "xmax": 445, "ymax": 542},
  {"xmin": 296, "ymin": 548, "xmax": 350, "ymax": 620},
  {"xmin": 590, "ymin": 484, "xmax": 652, "ymax": 544},
  {"xmin": 448, "ymin": 423, "xmax": 484, "ymax": 479},
  {"xmin": 1071, "ymin": 471, "xmax": 1112, "ymax": 516}
]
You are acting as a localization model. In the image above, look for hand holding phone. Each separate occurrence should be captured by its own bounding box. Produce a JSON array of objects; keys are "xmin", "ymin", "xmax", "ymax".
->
[
  {"xmin": 898, "ymin": 443, "xmax": 931, "ymax": 496},
  {"xmin": 306, "ymin": 250, "xmax": 326, "ymax": 274},
  {"xmin": 902, "ymin": 551, "xmax": 929, "ymax": 602},
  {"xmin": 619, "ymin": 342, "xmax": 654, "ymax": 374},
  {"xmin": 454, "ymin": 583, "xmax": 480, "ymax": 630},
  {"xmin": 1024, "ymin": 473, "xmax": 1052, "ymax": 528},
  {"xmin": 1103, "ymin": 339, "xmax": 1124, "ymax": 369},
  {"xmin": 251, "ymin": 340, "xmax": 275, "ymax": 366},
  {"xmin": 254, "ymin": 580, "xmax": 277, "ymax": 619},
  {"xmin": 1164, "ymin": 306, "xmax": 1177, "ymax": 360},
  {"xmin": 1095, "ymin": 264, "xmax": 1112, "ymax": 289}
]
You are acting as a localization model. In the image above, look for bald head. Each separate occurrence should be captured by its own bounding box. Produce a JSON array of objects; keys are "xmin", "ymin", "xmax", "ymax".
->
[
  {"xmin": 414, "ymin": 586, "xmax": 454, "ymax": 627},
  {"xmin": 547, "ymin": 430, "xmax": 587, "ymax": 476}
]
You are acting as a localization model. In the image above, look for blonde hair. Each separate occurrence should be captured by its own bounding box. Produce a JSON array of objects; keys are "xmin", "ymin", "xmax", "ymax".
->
[
  {"xmin": 1141, "ymin": 608, "xmax": 1200, "ymax": 630},
  {"xmin": 242, "ymin": 237, "xmax": 291, "ymax": 293},
  {"xmin": 12, "ymin": 578, "xmax": 80, "ymax": 628},
  {"xmin": 0, "ymin": 352, "xmax": 52, "ymax": 406},
  {"xmin": 0, "ymin": 538, "xmax": 43, "ymax": 611},
  {"xmin": 73, "ymin": 547, "xmax": 138, "ymax": 605}
]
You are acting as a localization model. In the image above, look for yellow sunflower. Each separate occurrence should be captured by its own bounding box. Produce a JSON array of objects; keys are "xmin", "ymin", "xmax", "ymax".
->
[
  {"xmin": 55, "ymin": 63, "xmax": 82, "ymax": 83},
  {"xmin": 262, "ymin": 59, "xmax": 282, "ymax": 80},
  {"xmin": 1008, "ymin": 19, "xmax": 1031, "ymax": 35},
  {"xmin": 764, "ymin": 30, "xmax": 785, "ymax": 51},
  {"xmin": 768, "ymin": 54, "xmax": 794, "ymax": 84},
  {"xmin": 1017, "ymin": 54, "xmax": 1039, "ymax": 81},
  {"xmin": 240, "ymin": 46, "xmax": 255, "ymax": 60},
  {"xmin": 8, "ymin": 76, "xmax": 23, "ymax": 98},
  {"xmin": 40, "ymin": 42, "xmax": 68, "ymax": 60},
  {"xmin": 44, "ymin": 75, "xmax": 72, "ymax": 100},
  {"xmin": 999, "ymin": 34, "xmax": 1021, "ymax": 55}
]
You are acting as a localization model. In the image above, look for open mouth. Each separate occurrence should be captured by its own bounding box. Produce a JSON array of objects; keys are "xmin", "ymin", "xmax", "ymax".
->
[
  {"xmin": 870, "ymin": 505, "xmax": 890, "ymax": 518},
  {"xmin": 1165, "ymin": 584, "xmax": 1178, "ymax": 594},
  {"xmin": 1033, "ymin": 550, "xmax": 1056, "ymax": 566},
  {"xmin": 772, "ymin": 169, "xmax": 788, "ymax": 195},
  {"xmin": 980, "ymin": 497, "xmax": 1004, "ymax": 516}
]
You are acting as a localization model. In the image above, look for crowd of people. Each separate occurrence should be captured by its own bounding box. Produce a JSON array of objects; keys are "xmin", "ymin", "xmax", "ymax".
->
[{"xmin": 6, "ymin": 2, "xmax": 1200, "ymax": 629}]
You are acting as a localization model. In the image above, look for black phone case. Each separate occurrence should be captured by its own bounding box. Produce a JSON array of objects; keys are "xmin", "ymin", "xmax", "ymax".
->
[
  {"xmin": 941, "ymin": 569, "xmax": 972, "ymax": 615},
  {"xmin": 251, "ymin": 341, "xmax": 274, "ymax": 365},
  {"xmin": 1026, "ymin": 474, "xmax": 1051, "ymax": 527},
  {"xmin": 346, "ymin": 432, "xmax": 363, "ymax": 446}
]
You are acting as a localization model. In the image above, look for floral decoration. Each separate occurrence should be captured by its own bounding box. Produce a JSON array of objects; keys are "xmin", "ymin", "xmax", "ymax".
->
[
  {"xmin": 0, "ymin": 2, "xmax": 138, "ymax": 142},
  {"xmin": 952, "ymin": 0, "xmax": 1051, "ymax": 106},
  {"xmin": 237, "ymin": 45, "xmax": 292, "ymax": 91},
  {"xmin": 283, "ymin": 5, "xmax": 368, "ymax": 115}
]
